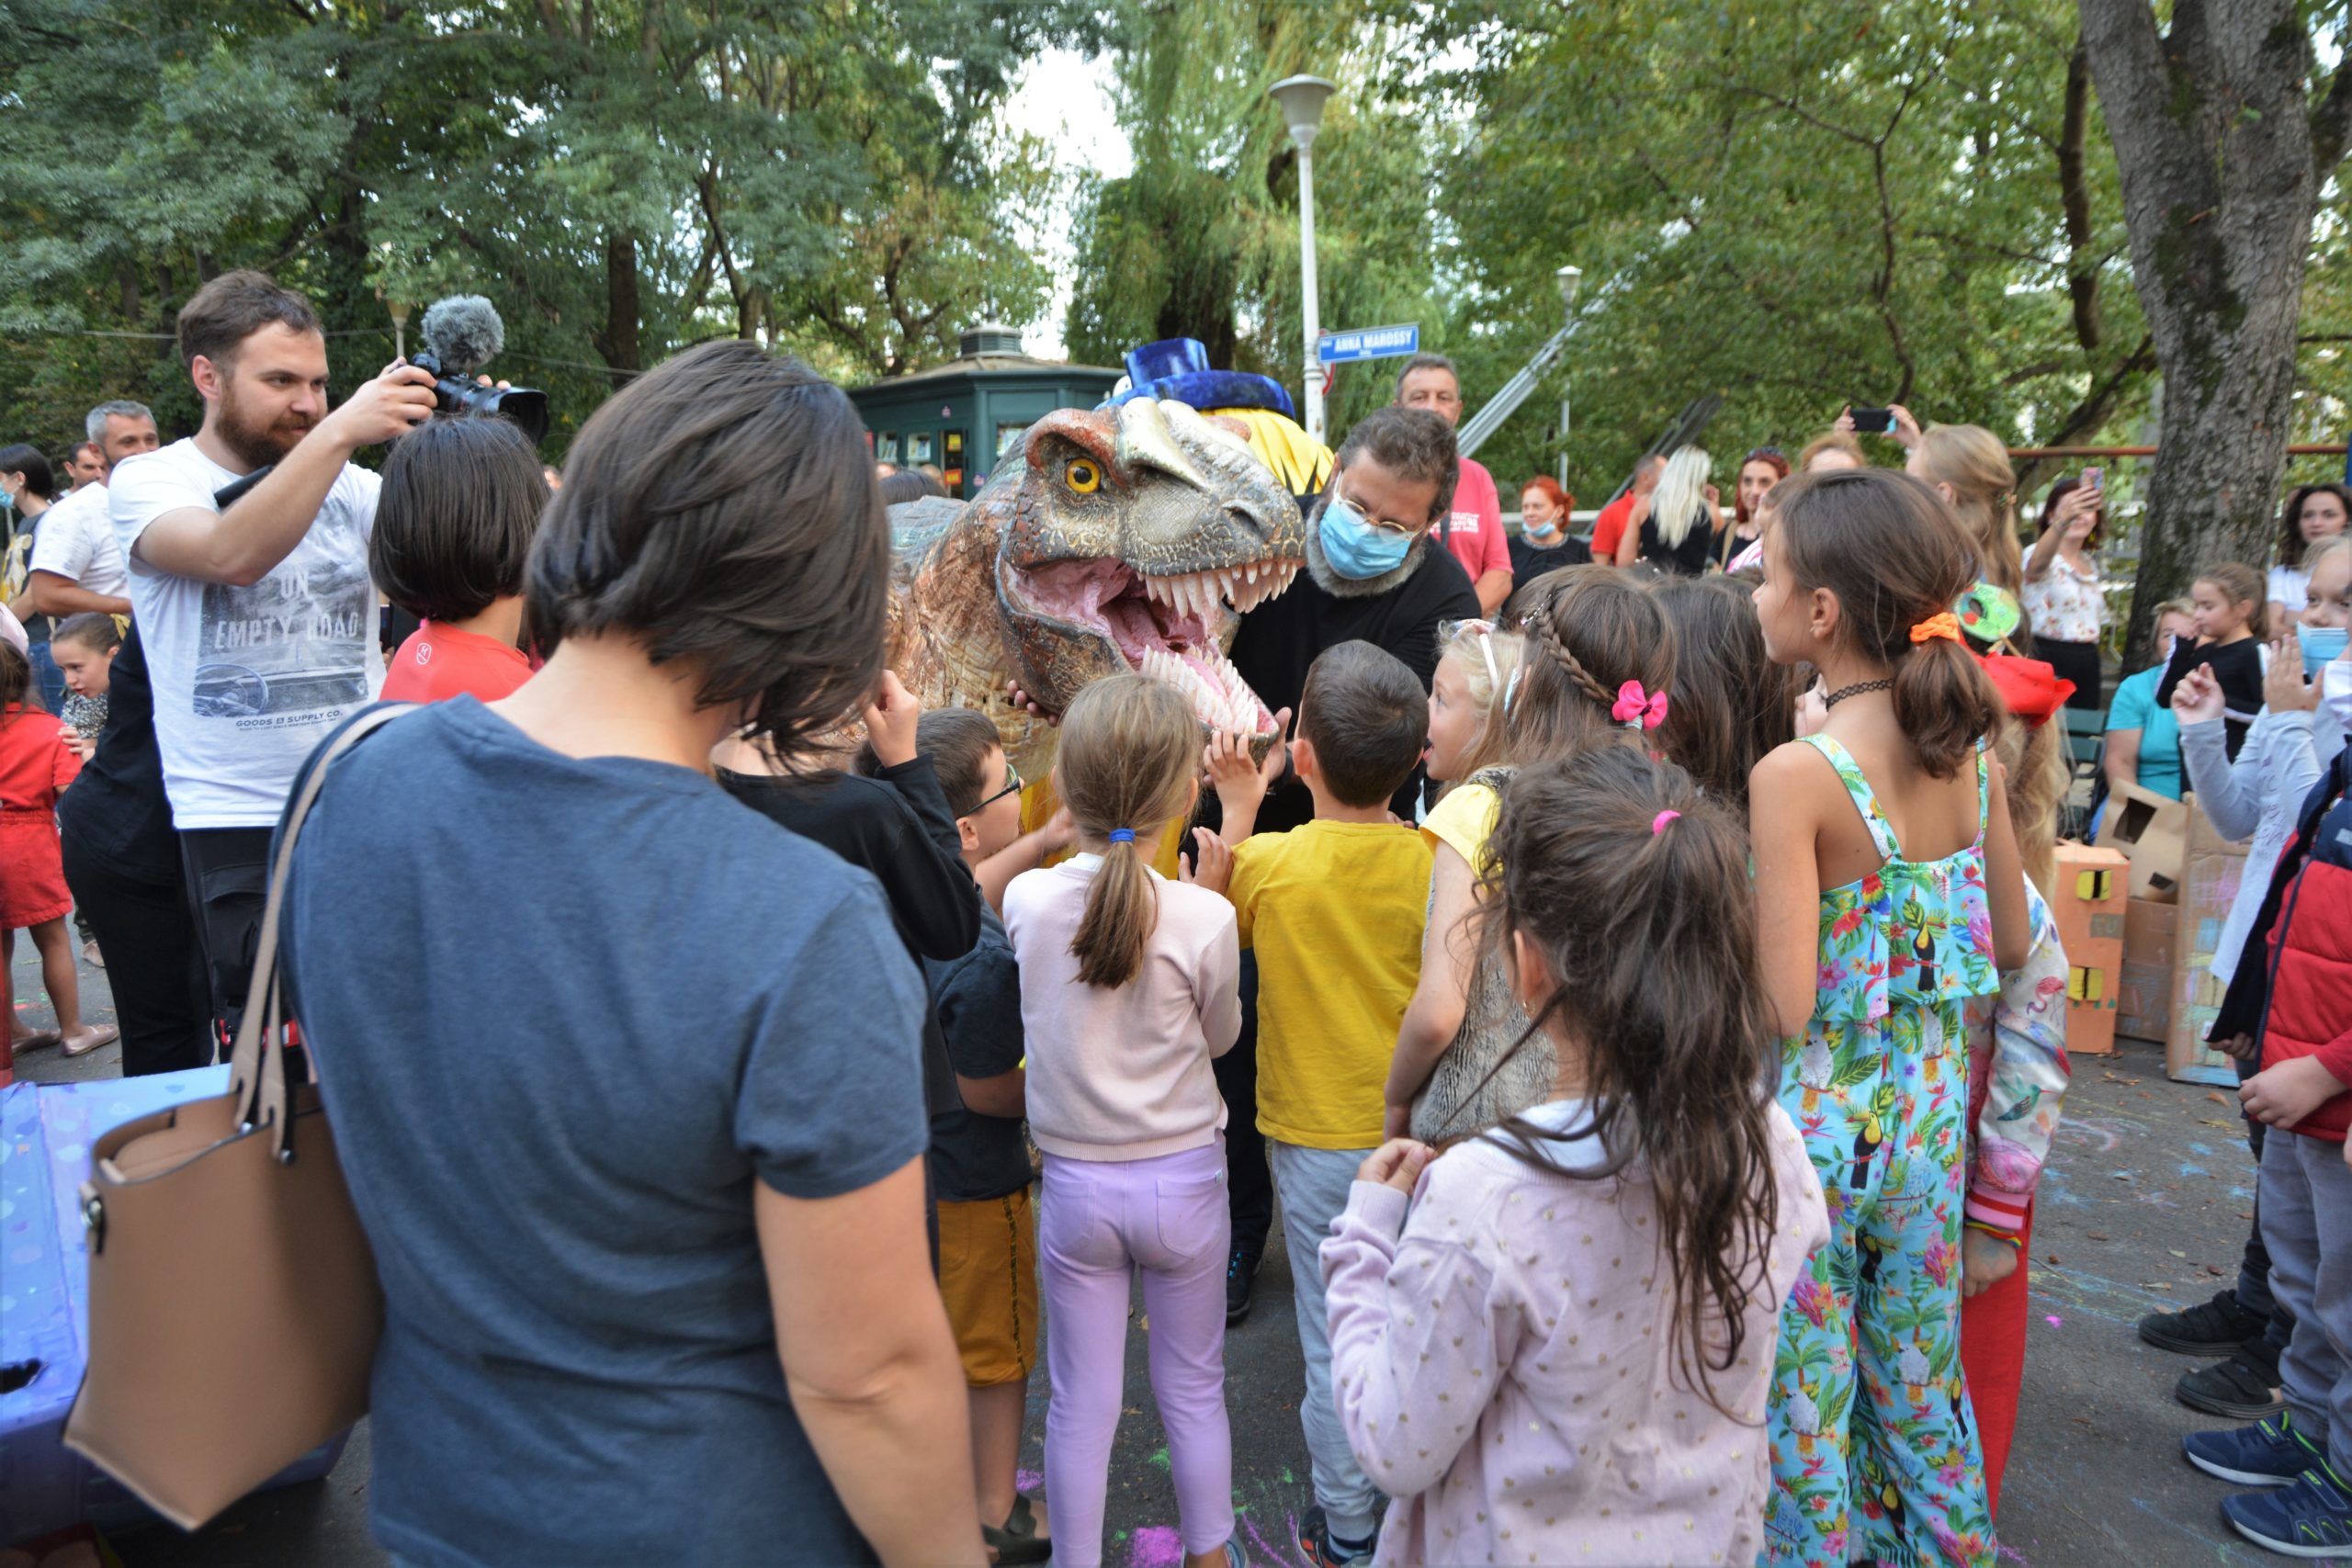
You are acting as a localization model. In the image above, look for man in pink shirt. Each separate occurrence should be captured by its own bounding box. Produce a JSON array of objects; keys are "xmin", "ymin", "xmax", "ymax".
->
[{"xmin": 1395, "ymin": 355, "xmax": 1512, "ymax": 615}]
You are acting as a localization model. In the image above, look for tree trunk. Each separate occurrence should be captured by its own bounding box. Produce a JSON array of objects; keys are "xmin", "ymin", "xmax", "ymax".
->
[
  {"xmin": 595, "ymin": 232, "xmax": 642, "ymax": 389},
  {"xmin": 2075, "ymin": 0, "xmax": 2342, "ymax": 668}
]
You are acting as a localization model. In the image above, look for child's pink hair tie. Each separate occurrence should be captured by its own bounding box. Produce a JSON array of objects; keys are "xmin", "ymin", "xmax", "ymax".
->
[
  {"xmin": 1611, "ymin": 680, "xmax": 1669, "ymax": 730},
  {"xmin": 1651, "ymin": 809, "xmax": 1681, "ymax": 835}
]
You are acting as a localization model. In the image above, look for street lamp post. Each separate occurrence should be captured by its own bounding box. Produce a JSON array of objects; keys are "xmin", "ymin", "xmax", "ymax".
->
[{"xmin": 1267, "ymin": 74, "xmax": 1337, "ymax": 446}]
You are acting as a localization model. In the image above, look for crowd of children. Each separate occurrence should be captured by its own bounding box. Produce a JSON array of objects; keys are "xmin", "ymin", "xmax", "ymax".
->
[{"xmin": 7, "ymin": 355, "xmax": 2350, "ymax": 1566}]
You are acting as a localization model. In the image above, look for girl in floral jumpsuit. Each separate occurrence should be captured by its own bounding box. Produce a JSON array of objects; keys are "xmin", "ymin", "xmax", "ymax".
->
[{"xmin": 1749, "ymin": 468, "xmax": 2030, "ymax": 1567}]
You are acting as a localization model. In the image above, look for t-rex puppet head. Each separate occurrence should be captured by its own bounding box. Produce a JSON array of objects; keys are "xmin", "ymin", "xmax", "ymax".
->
[{"xmin": 892, "ymin": 398, "xmax": 1306, "ymax": 770}]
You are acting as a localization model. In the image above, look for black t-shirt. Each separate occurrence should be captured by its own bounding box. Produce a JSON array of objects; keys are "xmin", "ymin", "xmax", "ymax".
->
[
  {"xmin": 1508, "ymin": 532, "xmax": 1589, "ymax": 582},
  {"xmin": 1637, "ymin": 512, "xmax": 1717, "ymax": 577},
  {"xmin": 1228, "ymin": 538, "xmax": 1482, "ymax": 834},
  {"xmin": 2155, "ymin": 635, "xmax": 2266, "ymax": 762},
  {"xmin": 720, "ymin": 758, "xmax": 976, "ymax": 1117},
  {"xmin": 924, "ymin": 905, "xmax": 1031, "ymax": 1202},
  {"xmin": 54, "ymin": 621, "xmax": 180, "ymax": 883}
]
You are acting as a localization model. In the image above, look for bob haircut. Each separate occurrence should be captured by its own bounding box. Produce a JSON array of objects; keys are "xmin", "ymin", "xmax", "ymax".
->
[
  {"xmin": 370, "ymin": 416, "xmax": 549, "ymax": 624},
  {"xmin": 525, "ymin": 340, "xmax": 891, "ymax": 761}
]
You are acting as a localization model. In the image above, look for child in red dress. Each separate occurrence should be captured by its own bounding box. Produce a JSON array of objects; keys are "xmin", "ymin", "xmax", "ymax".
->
[{"xmin": 1, "ymin": 639, "xmax": 116, "ymax": 1064}]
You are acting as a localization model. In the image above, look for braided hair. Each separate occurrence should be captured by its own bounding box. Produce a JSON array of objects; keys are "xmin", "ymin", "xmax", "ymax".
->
[{"xmin": 1505, "ymin": 565, "xmax": 1678, "ymax": 767}]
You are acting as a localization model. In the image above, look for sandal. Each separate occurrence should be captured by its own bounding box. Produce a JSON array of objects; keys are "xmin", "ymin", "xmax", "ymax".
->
[
  {"xmin": 11, "ymin": 1030, "xmax": 62, "ymax": 1053},
  {"xmin": 981, "ymin": 1495, "xmax": 1052, "ymax": 1565},
  {"xmin": 60, "ymin": 1025, "xmax": 119, "ymax": 1059}
]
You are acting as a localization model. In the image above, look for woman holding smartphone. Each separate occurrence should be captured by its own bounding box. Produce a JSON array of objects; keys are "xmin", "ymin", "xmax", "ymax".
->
[{"xmin": 2024, "ymin": 471, "xmax": 2108, "ymax": 711}]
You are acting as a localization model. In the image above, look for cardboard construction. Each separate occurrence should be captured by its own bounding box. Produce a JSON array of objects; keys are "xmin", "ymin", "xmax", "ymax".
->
[
  {"xmin": 2052, "ymin": 842, "xmax": 2128, "ymax": 1055},
  {"xmin": 2118, "ymin": 896, "xmax": 2179, "ymax": 1042},
  {"xmin": 2165, "ymin": 802, "xmax": 2254, "ymax": 1084},
  {"xmin": 2096, "ymin": 778, "xmax": 2190, "ymax": 902}
]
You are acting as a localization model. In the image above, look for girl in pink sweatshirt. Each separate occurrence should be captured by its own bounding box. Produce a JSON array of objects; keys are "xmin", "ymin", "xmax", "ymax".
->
[
  {"xmin": 1003, "ymin": 675, "xmax": 1245, "ymax": 1568},
  {"xmin": 1321, "ymin": 749, "xmax": 1830, "ymax": 1566}
]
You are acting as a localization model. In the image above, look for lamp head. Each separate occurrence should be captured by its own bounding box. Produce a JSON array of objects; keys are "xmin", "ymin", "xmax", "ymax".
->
[
  {"xmin": 1556, "ymin": 265, "xmax": 1583, "ymax": 307},
  {"xmin": 1267, "ymin": 75, "xmax": 1338, "ymax": 148}
]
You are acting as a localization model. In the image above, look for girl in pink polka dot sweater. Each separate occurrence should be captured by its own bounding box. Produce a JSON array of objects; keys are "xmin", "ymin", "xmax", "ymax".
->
[{"xmin": 1322, "ymin": 750, "xmax": 1830, "ymax": 1565}]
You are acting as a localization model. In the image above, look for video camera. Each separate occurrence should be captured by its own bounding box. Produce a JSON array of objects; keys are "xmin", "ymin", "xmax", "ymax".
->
[{"xmin": 411, "ymin": 296, "xmax": 548, "ymax": 444}]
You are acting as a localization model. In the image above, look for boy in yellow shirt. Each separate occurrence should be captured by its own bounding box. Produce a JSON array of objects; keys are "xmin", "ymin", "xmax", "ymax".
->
[{"xmin": 1197, "ymin": 638, "xmax": 1432, "ymax": 1567}]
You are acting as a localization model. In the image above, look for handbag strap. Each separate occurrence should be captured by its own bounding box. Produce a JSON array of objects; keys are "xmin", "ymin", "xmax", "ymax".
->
[{"xmin": 230, "ymin": 705, "xmax": 418, "ymax": 1142}]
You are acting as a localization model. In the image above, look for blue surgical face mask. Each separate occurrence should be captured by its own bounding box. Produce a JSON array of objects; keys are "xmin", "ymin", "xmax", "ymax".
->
[
  {"xmin": 2298, "ymin": 623, "xmax": 2349, "ymax": 676},
  {"xmin": 1318, "ymin": 492, "xmax": 1414, "ymax": 580},
  {"xmin": 1524, "ymin": 514, "xmax": 1559, "ymax": 541}
]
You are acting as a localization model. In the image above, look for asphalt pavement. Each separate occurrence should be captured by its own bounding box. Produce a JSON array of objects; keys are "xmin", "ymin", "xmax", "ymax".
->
[{"xmin": 10, "ymin": 939, "xmax": 2334, "ymax": 1567}]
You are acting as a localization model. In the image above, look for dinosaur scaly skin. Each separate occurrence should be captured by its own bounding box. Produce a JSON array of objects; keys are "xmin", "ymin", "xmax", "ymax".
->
[{"xmin": 888, "ymin": 399, "xmax": 1306, "ymax": 772}]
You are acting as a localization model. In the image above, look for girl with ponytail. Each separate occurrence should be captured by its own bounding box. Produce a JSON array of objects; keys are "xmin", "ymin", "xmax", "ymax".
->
[
  {"xmin": 1001, "ymin": 673, "xmax": 1247, "ymax": 1568},
  {"xmin": 1322, "ymin": 750, "xmax": 1829, "ymax": 1566},
  {"xmin": 1747, "ymin": 467, "xmax": 2030, "ymax": 1567}
]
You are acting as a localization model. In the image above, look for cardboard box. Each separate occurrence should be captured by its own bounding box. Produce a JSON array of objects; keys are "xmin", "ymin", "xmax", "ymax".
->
[
  {"xmin": 2052, "ymin": 842, "xmax": 2128, "ymax": 1055},
  {"xmin": 2165, "ymin": 802, "xmax": 2253, "ymax": 1084},
  {"xmin": 2117, "ymin": 896, "xmax": 2178, "ymax": 1042},
  {"xmin": 2096, "ymin": 778, "xmax": 2190, "ymax": 901}
]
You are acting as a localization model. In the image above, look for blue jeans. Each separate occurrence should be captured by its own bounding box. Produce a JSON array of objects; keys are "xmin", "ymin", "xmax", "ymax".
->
[
  {"xmin": 1272, "ymin": 1138, "xmax": 1382, "ymax": 1545},
  {"xmin": 28, "ymin": 638, "xmax": 64, "ymax": 713}
]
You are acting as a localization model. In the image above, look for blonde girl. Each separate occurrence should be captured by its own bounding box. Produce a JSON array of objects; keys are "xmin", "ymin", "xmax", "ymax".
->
[
  {"xmin": 1422, "ymin": 618, "xmax": 1522, "ymax": 801},
  {"xmin": 1002, "ymin": 674, "xmax": 1246, "ymax": 1568}
]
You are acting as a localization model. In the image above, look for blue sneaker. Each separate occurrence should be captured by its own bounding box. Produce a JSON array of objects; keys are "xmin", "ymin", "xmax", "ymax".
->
[
  {"xmin": 2222, "ymin": 1465, "xmax": 2352, "ymax": 1557},
  {"xmin": 2185, "ymin": 1412, "xmax": 2324, "ymax": 1486}
]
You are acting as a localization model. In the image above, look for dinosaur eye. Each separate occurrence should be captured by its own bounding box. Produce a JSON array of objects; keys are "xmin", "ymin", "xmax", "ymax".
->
[{"xmin": 1064, "ymin": 459, "xmax": 1102, "ymax": 494}]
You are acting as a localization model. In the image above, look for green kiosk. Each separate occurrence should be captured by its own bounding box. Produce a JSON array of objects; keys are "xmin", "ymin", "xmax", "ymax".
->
[{"xmin": 847, "ymin": 325, "xmax": 1123, "ymax": 500}]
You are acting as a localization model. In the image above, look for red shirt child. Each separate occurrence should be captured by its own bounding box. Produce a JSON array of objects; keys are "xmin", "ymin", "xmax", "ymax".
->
[
  {"xmin": 0, "ymin": 701, "xmax": 82, "ymax": 930},
  {"xmin": 380, "ymin": 621, "xmax": 535, "ymax": 705}
]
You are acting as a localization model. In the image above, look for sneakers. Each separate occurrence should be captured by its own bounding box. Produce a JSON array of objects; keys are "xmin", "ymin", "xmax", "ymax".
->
[
  {"xmin": 2185, "ymin": 1412, "xmax": 2323, "ymax": 1486},
  {"xmin": 2178, "ymin": 1338, "xmax": 2288, "ymax": 1420},
  {"xmin": 2221, "ymin": 1464, "xmax": 2352, "ymax": 1558},
  {"xmin": 1226, "ymin": 1245, "xmax": 1262, "ymax": 1325},
  {"xmin": 2141, "ymin": 1289, "xmax": 2268, "ymax": 1355},
  {"xmin": 1297, "ymin": 1506, "xmax": 1375, "ymax": 1568}
]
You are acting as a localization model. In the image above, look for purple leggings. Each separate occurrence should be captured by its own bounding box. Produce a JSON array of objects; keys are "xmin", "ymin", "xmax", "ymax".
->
[{"xmin": 1039, "ymin": 1143, "xmax": 1234, "ymax": 1567}]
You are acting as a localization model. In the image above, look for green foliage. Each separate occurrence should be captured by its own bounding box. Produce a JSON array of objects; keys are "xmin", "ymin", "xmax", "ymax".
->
[
  {"xmin": 0, "ymin": 0, "xmax": 1097, "ymax": 457},
  {"xmin": 1063, "ymin": 0, "xmax": 1443, "ymax": 434}
]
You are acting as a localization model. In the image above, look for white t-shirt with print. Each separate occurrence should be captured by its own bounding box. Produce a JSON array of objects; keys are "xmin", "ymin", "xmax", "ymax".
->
[
  {"xmin": 109, "ymin": 438, "xmax": 384, "ymax": 829},
  {"xmin": 28, "ymin": 480, "xmax": 129, "ymax": 601}
]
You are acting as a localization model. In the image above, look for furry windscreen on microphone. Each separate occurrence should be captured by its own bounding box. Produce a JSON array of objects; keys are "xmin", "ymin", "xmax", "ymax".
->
[{"xmin": 419, "ymin": 295, "xmax": 505, "ymax": 376}]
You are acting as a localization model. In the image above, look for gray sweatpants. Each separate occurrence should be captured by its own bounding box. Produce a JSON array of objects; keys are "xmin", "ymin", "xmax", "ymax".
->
[
  {"xmin": 1272, "ymin": 1139, "xmax": 1382, "ymax": 1544},
  {"xmin": 2258, "ymin": 1126, "xmax": 2352, "ymax": 1475}
]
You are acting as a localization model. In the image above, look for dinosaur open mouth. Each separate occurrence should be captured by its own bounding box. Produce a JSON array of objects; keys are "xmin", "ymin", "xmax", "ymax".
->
[{"xmin": 1010, "ymin": 556, "xmax": 1300, "ymax": 734}]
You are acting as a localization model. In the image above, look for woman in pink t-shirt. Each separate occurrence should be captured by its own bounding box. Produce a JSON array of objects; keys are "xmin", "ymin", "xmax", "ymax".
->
[{"xmin": 370, "ymin": 417, "xmax": 546, "ymax": 705}]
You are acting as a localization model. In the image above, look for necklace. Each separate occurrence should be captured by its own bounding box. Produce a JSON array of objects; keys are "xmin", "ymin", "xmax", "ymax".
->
[{"xmin": 1824, "ymin": 678, "xmax": 1894, "ymax": 708}]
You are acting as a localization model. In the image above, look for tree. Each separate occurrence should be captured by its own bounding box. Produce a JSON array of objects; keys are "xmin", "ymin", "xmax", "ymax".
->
[
  {"xmin": 0, "ymin": 0, "xmax": 1088, "ymax": 457},
  {"xmin": 1064, "ymin": 0, "xmax": 1442, "ymax": 436},
  {"xmin": 2075, "ymin": 0, "xmax": 2351, "ymax": 662}
]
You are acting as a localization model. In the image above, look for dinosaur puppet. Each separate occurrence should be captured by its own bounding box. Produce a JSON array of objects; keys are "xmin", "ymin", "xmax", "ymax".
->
[{"xmin": 888, "ymin": 397, "xmax": 1306, "ymax": 773}]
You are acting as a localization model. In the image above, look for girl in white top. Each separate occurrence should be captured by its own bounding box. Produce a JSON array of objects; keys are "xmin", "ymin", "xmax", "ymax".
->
[{"xmin": 2177, "ymin": 535, "xmax": 2351, "ymax": 998}]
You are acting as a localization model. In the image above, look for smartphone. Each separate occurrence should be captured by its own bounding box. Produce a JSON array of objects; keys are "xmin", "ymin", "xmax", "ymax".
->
[
  {"xmin": 1849, "ymin": 406, "xmax": 1895, "ymax": 434},
  {"xmin": 2082, "ymin": 466, "xmax": 2104, "ymax": 492}
]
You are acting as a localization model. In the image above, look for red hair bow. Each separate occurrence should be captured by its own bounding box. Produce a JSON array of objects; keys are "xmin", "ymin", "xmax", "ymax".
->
[{"xmin": 1612, "ymin": 680, "xmax": 1669, "ymax": 730}]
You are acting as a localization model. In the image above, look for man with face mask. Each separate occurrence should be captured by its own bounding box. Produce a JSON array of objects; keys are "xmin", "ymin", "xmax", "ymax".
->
[
  {"xmin": 1227, "ymin": 405, "xmax": 1479, "ymax": 836},
  {"xmin": 107, "ymin": 269, "xmax": 435, "ymax": 1045}
]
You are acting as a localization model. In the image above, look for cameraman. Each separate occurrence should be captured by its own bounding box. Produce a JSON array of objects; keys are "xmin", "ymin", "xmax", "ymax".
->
[{"xmin": 107, "ymin": 268, "xmax": 435, "ymax": 1044}]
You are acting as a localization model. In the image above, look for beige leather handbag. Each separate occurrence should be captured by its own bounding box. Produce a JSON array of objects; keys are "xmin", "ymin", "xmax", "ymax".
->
[{"xmin": 64, "ymin": 707, "xmax": 408, "ymax": 1529}]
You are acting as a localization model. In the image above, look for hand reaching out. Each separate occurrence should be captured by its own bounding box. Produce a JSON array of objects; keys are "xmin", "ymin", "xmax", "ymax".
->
[
  {"xmin": 2169, "ymin": 663, "xmax": 2226, "ymax": 725},
  {"xmin": 2263, "ymin": 637, "xmax": 2320, "ymax": 714},
  {"xmin": 863, "ymin": 670, "xmax": 921, "ymax": 767},
  {"xmin": 1180, "ymin": 827, "xmax": 1233, "ymax": 897},
  {"xmin": 1887, "ymin": 404, "xmax": 1923, "ymax": 448},
  {"xmin": 1004, "ymin": 678, "xmax": 1058, "ymax": 728}
]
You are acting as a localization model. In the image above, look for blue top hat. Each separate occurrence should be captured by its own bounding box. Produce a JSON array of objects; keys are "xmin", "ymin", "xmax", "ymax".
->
[{"xmin": 1104, "ymin": 337, "xmax": 1296, "ymax": 420}]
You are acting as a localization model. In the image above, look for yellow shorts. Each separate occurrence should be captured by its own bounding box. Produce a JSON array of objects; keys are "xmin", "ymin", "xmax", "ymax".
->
[{"xmin": 936, "ymin": 1188, "xmax": 1039, "ymax": 1387}]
